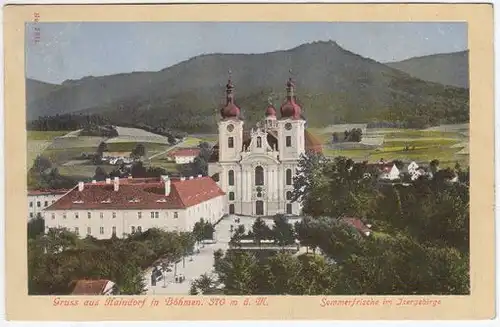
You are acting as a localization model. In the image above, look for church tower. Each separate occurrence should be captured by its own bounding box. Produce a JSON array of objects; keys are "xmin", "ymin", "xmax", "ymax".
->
[
  {"xmin": 218, "ymin": 72, "xmax": 244, "ymax": 162},
  {"xmin": 277, "ymin": 76, "xmax": 306, "ymax": 162}
]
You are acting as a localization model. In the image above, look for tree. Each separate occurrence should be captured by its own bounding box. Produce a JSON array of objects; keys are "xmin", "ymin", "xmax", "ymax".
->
[
  {"xmin": 97, "ymin": 142, "xmax": 108, "ymax": 156},
  {"xmin": 32, "ymin": 155, "xmax": 52, "ymax": 173},
  {"xmin": 28, "ymin": 216, "xmax": 45, "ymax": 239},
  {"xmin": 271, "ymin": 214, "xmax": 295, "ymax": 246},
  {"xmin": 251, "ymin": 217, "xmax": 271, "ymax": 245},
  {"xmin": 93, "ymin": 166, "xmax": 107, "ymax": 181},
  {"xmin": 131, "ymin": 144, "xmax": 146, "ymax": 158}
]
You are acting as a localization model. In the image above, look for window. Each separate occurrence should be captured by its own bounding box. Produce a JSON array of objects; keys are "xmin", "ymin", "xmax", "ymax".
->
[
  {"xmin": 151, "ymin": 212, "xmax": 155, "ymax": 219},
  {"xmin": 174, "ymin": 212, "xmax": 178, "ymax": 219},
  {"xmin": 286, "ymin": 136, "xmax": 292, "ymax": 147},
  {"xmin": 87, "ymin": 212, "xmax": 91, "ymax": 219},
  {"xmin": 100, "ymin": 227, "xmax": 104, "ymax": 235},
  {"xmin": 228, "ymin": 170, "xmax": 235, "ymax": 186},
  {"xmin": 51, "ymin": 213, "xmax": 55, "ymax": 220},
  {"xmin": 87, "ymin": 227, "xmax": 91, "ymax": 235},
  {"xmin": 229, "ymin": 192, "xmax": 235, "ymax": 201},
  {"xmin": 256, "ymin": 137, "xmax": 262, "ymax": 148},
  {"xmin": 29, "ymin": 202, "xmax": 33, "ymax": 208},
  {"xmin": 74, "ymin": 227, "xmax": 79, "ymax": 236},
  {"xmin": 37, "ymin": 201, "xmax": 41, "ymax": 207},
  {"xmin": 256, "ymin": 201, "xmax": 264, "ymax": 216},
  {"xmin": 131, "ymin": 226, "xmax": 136, "ymax": 234},
  {"xmin": 255, "ymin": 166, "xmax": 264, "ymax": 186},
  {"xmin": 228, "ymin": 137, "xmax": 234, "ymax": 148},
  {"xmin": 112, "ymin": 212, "xmax": 116, "ymax": 219},
  {"xmin": 229, "ymin": 204, "xmax": 235, "ymax": 214},
  {"xmin": 29, "ymin": 212, "xmax": 33, "ymax": 218},
  {"xmin": 112, "ymin": 226, "xmax": 116, "ymax": 235},
  {"xmin": 138, "ymin": 212, "xmax": 142, "ymax": 219},
  {"xmin": 44, "ymin": 201, "xmax": 48, "ymax": 207},
  {"xmin": 155, "ymin": 212, "xmax": 159, "ymax": 219},
  {"xmin": 286, "ymin": 203, "xmax": 293, "ymax": 214},
  {"xmin": 100, "ymin": 212, "xmax": 104, "ymax": 219},
  {"xmin": 75, "ymin": 212, "xmax": 79, "ymax": 219},
  {"xmin": 137, "ymin": 226, "xmax": 142, "ymax": 233},
  {"xmin": 63, "ymin": 213, "xmax": 67, "ymax": 219},
  {"xmin": 286, "ymin": 191, "xmax": 293, "ymax": 201},
  {"xmin": 286, "ymin": 169, "xmax": 292, "ymax": 185}
]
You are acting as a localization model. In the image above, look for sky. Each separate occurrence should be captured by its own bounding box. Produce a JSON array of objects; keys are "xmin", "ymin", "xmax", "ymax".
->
[{"xmin": 25, "ymin": 22, "xmax": 468, "ymax": 84}]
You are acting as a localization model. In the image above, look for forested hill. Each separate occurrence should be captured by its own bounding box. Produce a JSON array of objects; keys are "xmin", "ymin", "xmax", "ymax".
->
[
  {"xmin": 27, "ymin": 41, "xmax": 469, "ymax": 132},
  {"xmin": 386, "ymin": 50, "xmax": 469, "ymax": 88}
]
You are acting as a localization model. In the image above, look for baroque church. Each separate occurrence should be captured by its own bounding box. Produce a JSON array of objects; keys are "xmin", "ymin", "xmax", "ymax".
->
[{"xmin": 208, "ymin": 74, "xmax": 322, "ymax": 217}]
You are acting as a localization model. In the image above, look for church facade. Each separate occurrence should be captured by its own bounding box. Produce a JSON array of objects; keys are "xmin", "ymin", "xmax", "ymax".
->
[{"xmin": 208, "ymin": 75, "xmax": 322, "ymax": 217}]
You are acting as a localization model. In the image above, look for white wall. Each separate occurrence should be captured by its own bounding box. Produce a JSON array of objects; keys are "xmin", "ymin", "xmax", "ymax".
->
[
  {"xmin": 174, "ymin": 155, "xmax": 197, "ymax": 164},
  {"xmin": 43, "ymin": 194, "xmax": 226, "ymax": 239},
  {"xmin": 28, "ymin": 193, "xmax": 66, "ymax": 220}
]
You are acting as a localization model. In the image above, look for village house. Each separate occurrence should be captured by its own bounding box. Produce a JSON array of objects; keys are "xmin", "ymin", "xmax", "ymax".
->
[
  {"xmin": 43, "ymin": 175, "xmax": 226, "ymax": 239},
  {"xmin": 70, "ymin": 279, "xmax": 116, "ymax": 295},
  {"xmin": 28, "ymin": 189, "xmax": 69, "ymax": 220},
  {"xmin": 341, "ymin": 217, "xmax": 372, "ymax": 237},
  {"xmin": 167, "ymin": 148, "xmax": 201, "ymax": 164},
  {"xmin": 101, "ymin": 151, "xmax": 134, "ymax": 165}
]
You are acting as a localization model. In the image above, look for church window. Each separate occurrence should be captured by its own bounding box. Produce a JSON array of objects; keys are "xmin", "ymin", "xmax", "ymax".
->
[
  {"xmin": 286, "ymin": 169, "xmax": 292, "ymax": 185},
  {"xmin": 229, "ymin": 204, "xmax": 235, "ymax": 214},
  {"xmin": 286, "ymin": 136, "xmax": 292, "ymax": 147},
  {"xmin": 229, "ymin": 192, "xmax": 235, "ymax": 201},
  {"xmin": 256, "ymin": 137, "xmax": 262, "ymax": 148},
  {"xmin": 228, "ymin": 137, "xmax": 234, "ymax": 148},
  {"xmin": 286, "ymin": 203, "xmax": 293, "ymax": 214},
  {"xmin": 228, "ymin": 170, "xmax": 235, "ymax": 186},
  {"xmin": 255, "ymin": 166, "xmax": 264, "ymax": 186},
  {"xmin": 286, "ymin": 191, "xmax": 293, "ymax": 201}
]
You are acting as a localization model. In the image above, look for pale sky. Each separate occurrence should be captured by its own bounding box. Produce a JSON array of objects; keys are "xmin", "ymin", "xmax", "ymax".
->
[{"xmin": 25, "ymin": 22, "xmax": 467, "ymax": 84}]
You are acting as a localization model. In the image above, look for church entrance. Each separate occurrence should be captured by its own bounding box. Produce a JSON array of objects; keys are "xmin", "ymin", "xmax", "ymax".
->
[
  {"xmin": 229, "ymin": 204, "xmax": 235, "ymax": 214},
  {"xmin": 255, "ymin": 200, "xmax": 264, "ymax": 216}
]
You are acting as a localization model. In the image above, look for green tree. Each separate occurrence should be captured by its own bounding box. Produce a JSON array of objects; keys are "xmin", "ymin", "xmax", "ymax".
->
[
  {"xmin": 251, "ymin": 217, "xmax": 271, "ymax": 245},
  {"xmin": 271, "ymin": 214, "xmax": 295, "ymax": 246},
  {"xmin": 28, "ymin": 216, "xmax": 45, "ymax": 239}
]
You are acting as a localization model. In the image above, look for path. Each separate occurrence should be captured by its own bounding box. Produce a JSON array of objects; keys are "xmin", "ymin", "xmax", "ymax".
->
[
  {"xmin": 147, "ymin": 138, "xmax": 188, "ymax": 160},
  {"xmin": 143, "ymin": 215, "xmax": 277, "ymax": 295}
]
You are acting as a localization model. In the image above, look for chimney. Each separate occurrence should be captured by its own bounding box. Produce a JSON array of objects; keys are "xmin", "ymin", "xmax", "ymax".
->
[
  {"xmin": 78, "ymin": 182, "xmax": 84, "ymax": 192},
  {"xmin": 113, "ymin": 177, "xmax": 119, "ymax": 191},
  {"xmin": 105, "ymin": 178, "xmax": 111, "ymax": 184},
  {"xmin": 128, "ymin": 175, "xmax": 133, "ymax": 180},
  {"xmin": 197, "ymin": 174, "xmax": 202, "ymax": 178},
  {"xmin": 164, "ymin": 176, "xmax": 171, "ymax": 196},
  {"xmin": 189, "ymin": 176, "xmax": 194, "ymax": 180},
  {"xmin": 180, "ymin": 177, "xmax": 186, "ymax": 181},
  {"xmin": 91, "ymin": 180, "xmax": 97, "ymax": 184}
]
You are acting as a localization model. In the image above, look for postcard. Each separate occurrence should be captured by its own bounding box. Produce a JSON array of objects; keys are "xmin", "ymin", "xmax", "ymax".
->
[{"xmin": 2, "ymin": 2, "xmax": 495, "ymax": 321}]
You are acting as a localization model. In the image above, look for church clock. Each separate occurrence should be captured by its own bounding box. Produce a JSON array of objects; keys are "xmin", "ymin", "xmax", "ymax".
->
[
  {"xmin": 227, "ymin": 124, "xmax": 234, "ymax": 132},
  {"xmin": 285, "ymin": 123, "xmax": 292, "ymax": 130}
]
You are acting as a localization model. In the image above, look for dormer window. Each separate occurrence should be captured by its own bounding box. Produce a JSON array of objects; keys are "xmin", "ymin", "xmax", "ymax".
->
[
  {"xmin": 128, "ymin": 198, "xmax": 140, "ymax": 203},
  {"xmin": 72, "ymin": 200, "xmax": 84, "ymax": 204},
  {"xmin": 101, "ymin": 198, "xmax": 111, "ymax": 204},
  {"xmin": 156, "ymin": 199, "xmax": 167, "ymax": 203}
]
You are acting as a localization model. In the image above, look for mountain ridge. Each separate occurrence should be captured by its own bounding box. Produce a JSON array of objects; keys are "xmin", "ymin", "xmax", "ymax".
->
[{"xmin": 26, "ymin": 42, "xmax": 469, "ymax": 132}]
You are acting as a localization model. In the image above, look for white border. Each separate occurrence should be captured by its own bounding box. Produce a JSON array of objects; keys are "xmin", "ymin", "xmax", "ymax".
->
[{"xmin": 0, "ymin": 1, "xmax": 498, "ymax": 326}]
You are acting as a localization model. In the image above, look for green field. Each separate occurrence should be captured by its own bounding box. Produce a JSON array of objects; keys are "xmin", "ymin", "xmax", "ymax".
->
[
  {"xmin": 58, "ymin": 165, "xmax": 114, "ymax": 179},
  {"xmin": 27, "ymin": 131, "xmax": 68, "ymax": 140},
  {"xmin": 105, "ymin": 141, "xmax": 168, "ymax": 154},
  {"xmin": 316, "ymin": 125, "xmax": 469, "ymax": 168}
]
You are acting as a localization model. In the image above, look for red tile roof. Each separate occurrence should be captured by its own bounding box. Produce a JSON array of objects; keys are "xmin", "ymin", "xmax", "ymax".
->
[
  {"xmin": 46, "ymin": 176, "xmax": 225, "ymax": 211},
  {"xmin": 169, "ymin": 148, "xmax": 201, "ymax": 157},
  {"xmin": 341, "ymin": 217, "xmax": 371, "ymax": 235},
  {"xmin": 71, "ymin": 279, "xmax": 113, "ymax": 295},
  {"xmin": 28, "ymin": 189, "xmax": 70, "ymax": 196}
]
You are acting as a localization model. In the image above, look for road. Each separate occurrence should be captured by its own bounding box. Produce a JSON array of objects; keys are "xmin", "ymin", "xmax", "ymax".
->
[
  {"xmin": 144, "ymin": 215, "xmax": 280, "ymax": 295},
  {"xmin": 147, "ymin": 138, "xmax": 187, "ymax": 160}
]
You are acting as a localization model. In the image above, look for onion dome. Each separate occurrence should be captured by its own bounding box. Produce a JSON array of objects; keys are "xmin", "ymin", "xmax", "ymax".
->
[
  {"xmin": 265, "ymin": 97, "xmax": 277, "ymax": 117},
  {"xmin": 280, "ymin": 77, "xmax": 302, "ymax": 119},
  {"xmin": 220, "ymin": 73, "xmax": 241, "ymax": 119}
]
